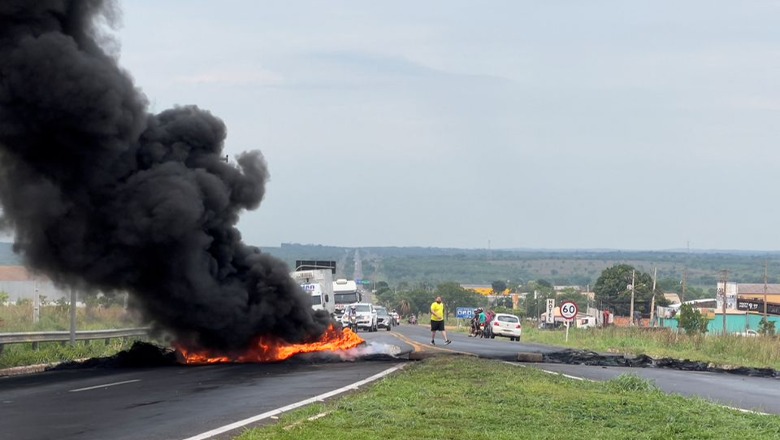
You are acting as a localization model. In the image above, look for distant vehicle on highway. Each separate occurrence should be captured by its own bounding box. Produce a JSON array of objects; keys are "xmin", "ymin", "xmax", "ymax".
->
[
  {"xmin": 491, "ymin": 313, "xmax": 522, "ymax": 341},
  {"xmin": 333, "ymin": 279, "xmax": 362, "ymax": 319},
  {"xmin": 375, "ymin": 306, "xmax": 393, "ymax": 331}
]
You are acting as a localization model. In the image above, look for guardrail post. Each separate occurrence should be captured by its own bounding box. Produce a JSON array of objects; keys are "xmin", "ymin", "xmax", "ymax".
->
[
  {"xmin": 0, "ymin": 343, "xmax": 4, "ymax": 355},
  {"xmin": 32, "ymin": 342, "xmax": 38, "ymax": 350}
]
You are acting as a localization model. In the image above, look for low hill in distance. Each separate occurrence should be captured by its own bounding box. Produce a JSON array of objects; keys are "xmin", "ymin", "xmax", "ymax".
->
[
  {"xmin": 4, "ymin": 241, "xmax": 780, "ymax": 297},
  {"xmin": 263, "ymin": 243, "xmax": 780, "ymax": 296}
]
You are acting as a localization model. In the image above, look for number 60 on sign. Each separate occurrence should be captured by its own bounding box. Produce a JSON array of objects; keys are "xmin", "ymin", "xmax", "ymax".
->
[{"xmin": 560, "ymin": 301, "xmax": 578, "ymax": 320}]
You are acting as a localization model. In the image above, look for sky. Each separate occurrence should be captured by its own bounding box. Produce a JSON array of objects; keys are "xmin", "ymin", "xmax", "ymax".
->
[{"xmin": 98, "ymin": 0, "xmax": 780, "ymax": 251}]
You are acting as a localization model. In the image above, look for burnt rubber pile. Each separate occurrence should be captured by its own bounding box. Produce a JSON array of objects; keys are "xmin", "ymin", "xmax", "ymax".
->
[{"xmin": 541, "ymin": 349, "xmax": 778, "ymax": 378}]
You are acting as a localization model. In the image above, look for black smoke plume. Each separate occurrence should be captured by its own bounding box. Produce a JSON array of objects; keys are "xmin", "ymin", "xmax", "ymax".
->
[{"xmin": 0, "ymin": 0, "xmax": 332, "ymax": 351}]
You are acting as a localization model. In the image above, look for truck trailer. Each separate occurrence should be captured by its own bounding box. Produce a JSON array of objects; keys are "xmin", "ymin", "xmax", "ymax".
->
[{"xmin": 290, "ymin": 260, "xmax": 337, "ymax": 317}]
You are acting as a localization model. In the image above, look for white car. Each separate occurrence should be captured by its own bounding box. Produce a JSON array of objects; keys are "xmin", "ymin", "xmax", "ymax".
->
[
  {"xmin": 340, "ymin": 303, "xmax": 378, "ymax": 332},
  {"xmin": 491, "ymin": 313, "xmax": 522, "ymax": 341}
]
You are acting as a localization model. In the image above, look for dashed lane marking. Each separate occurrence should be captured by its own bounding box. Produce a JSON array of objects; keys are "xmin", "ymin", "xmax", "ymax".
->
[{"xmin": 69, "ymin": 379, "xmax": 141, "ymax": 393}]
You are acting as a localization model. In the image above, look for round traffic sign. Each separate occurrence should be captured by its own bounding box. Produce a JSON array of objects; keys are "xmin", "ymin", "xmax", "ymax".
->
[{"xmin": 560, "ymin": 301, "xmax": 578, "ymax": 320}]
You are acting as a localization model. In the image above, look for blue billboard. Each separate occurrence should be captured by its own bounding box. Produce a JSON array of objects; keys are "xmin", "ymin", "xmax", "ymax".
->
[{"xmin": 456, "ymin": 307, "xmax": 475, "ymax": 319}]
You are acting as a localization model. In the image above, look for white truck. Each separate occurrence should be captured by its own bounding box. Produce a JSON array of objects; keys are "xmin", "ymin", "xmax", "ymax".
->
[
  {"xmin": 290, "ymin": 260, "xmax": 337, "ymax": 317},
  {"xmin": 333, "ymin": 278, "xmax": 362, "ymax": 319}
]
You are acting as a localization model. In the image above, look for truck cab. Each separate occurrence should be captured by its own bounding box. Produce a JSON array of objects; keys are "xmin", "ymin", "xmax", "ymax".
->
[{"xmin": 333, "ymin": 278, "xmax": 362, "ymax": 319}]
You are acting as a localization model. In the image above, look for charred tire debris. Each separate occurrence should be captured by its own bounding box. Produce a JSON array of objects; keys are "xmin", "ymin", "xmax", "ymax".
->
[
  {"xmin": 405, "ymin": 349, "xmax": 777, "ymax": 379},
  {"xmin": 3, "ymin": 343, "xmax": 776, "ymax": 379},
  {"xmin": 536, "ymin": 349, "xmax": 778, "ymax": 378}
]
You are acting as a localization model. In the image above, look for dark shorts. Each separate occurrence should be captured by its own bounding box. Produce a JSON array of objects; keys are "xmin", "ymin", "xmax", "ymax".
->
[{"xmin": 431, "ymin": 320, "xmax": 445, "ymax": 331}]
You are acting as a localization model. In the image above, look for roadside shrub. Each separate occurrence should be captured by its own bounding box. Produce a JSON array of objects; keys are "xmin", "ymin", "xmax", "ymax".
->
[
  {"xmin": 677, "ymin": 304, "xmax": 710, "ymax": 335},
  {"xmin": 758, "ymin": 318, "xmax": 776, "ymax": 336},
  {"xmin": 606, "ymin": 374, "xmax": 658, "ymax": 393}
]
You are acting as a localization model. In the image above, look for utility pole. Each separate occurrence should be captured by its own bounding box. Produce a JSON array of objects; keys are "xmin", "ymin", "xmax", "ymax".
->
[
  {"xmin": 69, "ymin": 288, "xmax": 77, "ymax": 345},
  {"xmin": 629, "ymin": 270, "xmax": 636, "ymax": 326},
  {"xmin": 33, "ymin": 279, "xmax": 40, "ymax": 324},
  {"xmin": 764, "ymin": 261, "xmax": 769, "ymax": 321},
  {"xmin": 721, "ymin": 270, "xmax": 728, "ymax": 335},
  {"xmin": 682, "ymin": 240, "xmax": 690, "ymax": 304},
  {"xmin": 650, "ymin": 267, "xmax": 657, "ymax": 327}
]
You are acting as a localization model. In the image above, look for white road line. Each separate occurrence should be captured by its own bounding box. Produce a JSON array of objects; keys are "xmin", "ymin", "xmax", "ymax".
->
[
  {"xmin": 506, "ymin": 362, "xmax": 593, "ymax": 381},
  {"xmin": 181, "ymin": 363, "xmax": 407, "ymax": 440},
  {"xmin": 69, "ymin": 379, "xmax": 141, "ymax": 393}
]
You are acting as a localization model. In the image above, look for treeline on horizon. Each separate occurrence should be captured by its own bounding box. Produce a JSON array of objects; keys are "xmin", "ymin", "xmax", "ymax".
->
[
  {"xmin": 3, "ymin": 242, "xmax": 780, "ymax": 296},
  {"xmin": 266, "ymin": 243, "xmax": 780, "ymax": 297}
]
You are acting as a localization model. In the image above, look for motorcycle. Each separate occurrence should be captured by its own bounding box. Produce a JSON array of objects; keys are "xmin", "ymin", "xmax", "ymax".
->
[
  {"xmin": 407, "ymin": 315, "xmax": 418, "ymax": 325},
  {"xmin": 347, "ymin": 314, "xmax": 358, "ymax": 332}
]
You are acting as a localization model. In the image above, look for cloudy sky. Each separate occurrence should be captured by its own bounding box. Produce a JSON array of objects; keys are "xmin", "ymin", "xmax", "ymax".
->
[{"xmin": 109, "ymin": 0, "xmax": 780, "ymax": 251}]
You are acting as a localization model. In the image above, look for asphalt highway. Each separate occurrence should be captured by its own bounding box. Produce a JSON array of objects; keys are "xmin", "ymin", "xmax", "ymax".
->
[{"xmin": 2, "ymin": 323, "xmax": 778, "ymax": 440}]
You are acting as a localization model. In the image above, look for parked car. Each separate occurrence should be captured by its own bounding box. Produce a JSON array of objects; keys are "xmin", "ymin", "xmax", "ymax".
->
[
  {"xmin": 736, "ymin": 329, "xmax": 759, "ymax": 337},
  {"xmin": 340, "ymin": 303, "xmax": 378, "ymax": 332},
  {"xmin": 375, "ymin": 306, "xmax": 393, "ymax": 331},
  {"xmin": 491, "ymin": 313, "xmax": 522, "ymax": 341}
]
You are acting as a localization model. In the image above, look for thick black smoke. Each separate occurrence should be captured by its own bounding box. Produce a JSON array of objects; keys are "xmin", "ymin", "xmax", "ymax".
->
[{"xmin": 0, "ymin": 0, "xmax": 332, "ymax": 351}]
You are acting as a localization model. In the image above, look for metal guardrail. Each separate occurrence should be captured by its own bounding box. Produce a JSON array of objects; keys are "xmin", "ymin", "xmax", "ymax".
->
[{"xmin": 0, "ymin": 328, "xmax": 149, "ymax": 354}]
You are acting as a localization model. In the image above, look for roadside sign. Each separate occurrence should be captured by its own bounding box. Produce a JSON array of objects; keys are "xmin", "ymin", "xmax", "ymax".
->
[
  {"xmin": 560, "ymin": 301, "xmax": 578, "ymax": 320},
  {"xmin": 545, "ymin": 299, "xmax": 555, "ymax": 324},
  {"xmin": 456, "ymin": 307, "xmax": 475, "ymax": 319}
]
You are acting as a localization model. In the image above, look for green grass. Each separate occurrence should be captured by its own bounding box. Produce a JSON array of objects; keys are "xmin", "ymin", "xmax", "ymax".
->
[
  {"xmin": 0, "ymin": 338, "xmax": 144, "ymax": 369},
  {"xmin": 0, "ymin": 304, "xmax": 145, "ymax": 369},
  {"xmin": 237, "ymin": 356, "xmax": 780, "ymax": 440},
  {"xmin": 0, "ymin": 304, "xmax": 141, "ymax": 332}
]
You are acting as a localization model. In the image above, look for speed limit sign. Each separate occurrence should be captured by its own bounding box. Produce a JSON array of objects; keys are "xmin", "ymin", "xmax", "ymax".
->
[{"xmin": 560, "ymin": 301, "xmax": 578, "ymax": 320}]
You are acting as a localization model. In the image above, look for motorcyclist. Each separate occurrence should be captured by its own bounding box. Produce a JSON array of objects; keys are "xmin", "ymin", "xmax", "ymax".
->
[
  {"xmin": 345, "ymin": 305, "xmax": 358, "ymax": 331},
  {"xmin": 470, "ymin": 308, "xmax": 482, "ymax": 337},
  {"xmin": 477, "ymin": 308, "xmax": 488, "ymax": 338}
]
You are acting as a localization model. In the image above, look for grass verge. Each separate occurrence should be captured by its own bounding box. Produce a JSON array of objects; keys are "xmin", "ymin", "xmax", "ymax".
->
[
  {"xmin": 237, "ymin": 356, "xmax": 780, "ymax": 440},
  {"xmin": 0, "ymin": 338, "xmax": 144, "ymax": 369}
]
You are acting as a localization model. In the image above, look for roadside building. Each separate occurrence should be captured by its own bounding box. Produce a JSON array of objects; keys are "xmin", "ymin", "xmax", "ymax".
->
[
  {"xmin": 0, "ymin": 266, "xmax": 69, "ymax": 304},
  {"xmin": 663, "ymin": 293, "xmax": 681, "ymax": 305}
]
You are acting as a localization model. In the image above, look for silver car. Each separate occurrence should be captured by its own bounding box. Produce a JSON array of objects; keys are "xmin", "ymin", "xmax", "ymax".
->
[{"xmin": 375, "ymin": 306, "xmax": 393, "ymax": 331}]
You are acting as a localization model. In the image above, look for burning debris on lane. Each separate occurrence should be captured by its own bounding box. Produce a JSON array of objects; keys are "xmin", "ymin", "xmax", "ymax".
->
[
  {"xmin": 0, "ymin": 0, "xmax": 360, "ymax": 358},
  {"xmin": 176, "ymin": 325, "xmax": 365, "ymax": 364},
  {"xmin": 48, "ymin": 332, "xmax": 405, "ymax": 371}
]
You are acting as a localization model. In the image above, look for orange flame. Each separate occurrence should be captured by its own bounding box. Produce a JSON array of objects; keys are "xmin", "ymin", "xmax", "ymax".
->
[{"xmin": 176, "ymin": 325, "xmax": 365, "ymax": 364}]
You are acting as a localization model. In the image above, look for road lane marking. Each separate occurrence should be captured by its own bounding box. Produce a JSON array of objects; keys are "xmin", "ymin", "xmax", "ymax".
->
[
  {"xmin": 391, "ymin": 333, "xmax": 424, "ymax": 351},
  {"xmin": 181, "ymin": 363, "xmax": 408, "ymax": 440},
  {"xmin": 391, "ymin": 333, "xmax": 475, "ymax": 356},
  {"xmin": 69, "ymin": 379, "xmax": 141, "ymax": 393}
]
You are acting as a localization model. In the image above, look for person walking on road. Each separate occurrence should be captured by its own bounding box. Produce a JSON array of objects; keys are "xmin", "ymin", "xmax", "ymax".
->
[{"xmin": 430, "ymin": 296, "xmax": 451, "ymax": 345}]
